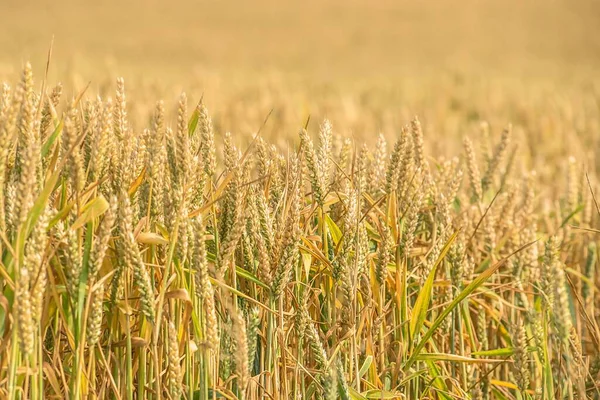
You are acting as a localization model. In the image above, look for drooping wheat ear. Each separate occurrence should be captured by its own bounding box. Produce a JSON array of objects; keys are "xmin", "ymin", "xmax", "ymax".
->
[
  {"xmin": 0, "ymin": 84, "xmax": 13, "ymax": 236},
  {"xmin": 13, "ymin": 69, "xmax": 40, "ymax": 220},
  {"xmin": 335, "ymin": 357, "xmax": 350, "ymax": 399},
  {"xmin": 411, "ymin": 116, "xmax": 428, "ymax": 175},
  {"xmin": 376, "ymin": 223, "xmax": 391, "ymax": 285},
  {"xmin": 113, "ymin": 77, "xmax": 128, "ymax": 140},
  {"xmin": 189, "ymin": 151, "xmax": 206, "ymax": 210},
  {"xmin": 83, "ymin": 100, "xmax": 99, "ymax": 169},
  {"xmin": 118, "ymin": 190, "xmax": 155, "ymax": 322},
  {"xmin": 199, "ymin": 102, "xmax": 216, "ymax": 180},
  {"xmin": 108, "ymin": 240, "xmax": 126, "ymax": 304},
  {"xmin": 89, "ymin": 98, "xmax": 113, "ymax": 183},
  {"xmin": 0, "ymin": 82, "xmax": 11, "ymax": 123},
  {"xmin": 145, "ymin": 101, "xmax": 165, "ymax": 221},
  {"xmin": 332, "ymin": 190, "xmax": 356, "ymax": 281},
  {"xmin": 166, "ymin": 125, "xmax": 180, "ymax": 194},
  {"xmin": 305, "ymin": 311, "xmax": 340, "ymax": 399},
  {"xmin": 442, "ymin": 159, "xmax": 463, "ymax": 207},
  {"xmin": 400, "ymin": 186, "xmax": 423, "ymax": 258},
  {"xmin": 218, "ymin": 162, "xmax": 246, "ymax": 274},
  {"xmin": 85, "ymin": 97, "xmax": 100, "ymax": 165},
  {"xmin": 63, "ymin": 113, "xmax": 85, "ymax": 194},
  {"xmin": 229, "ymin": 304, "xmax": 249, "ymax": 395},
  {"xmin": 87, "ymin": 283, "xmax": 105, "ymax": 345},
  {"xmin": 356, "ymin": 222, "xmax": 369, "ymax": 276},
  {"xmin": 265, "ymin": 146, "xmax": 281, "ymax": 204},
  {"xmin": 245, "ymin": 306, "xmax": 260, "ymax": 370},
  {"xmin": 255, "ymin": 137, "xmax": 270, "ymax": 180},
  {"xmin": 526, "ymin": 309, "xmax": 545, "ymax": 364},
  {"xmin": 305, "ymin": 314, "xmax": 328, "ymax": 370},
  {"xmin": 541, "ymin": 236, "xmax": 559, "ymax": 309},
  {"xmin": 176, "ymin": 92, "xmax": 191, "ymax": 185},
  {"xmin": 96, "ymin": 99, "xmax": 116, "ymax": 187},
  {"xmin": 249, "ymin": 186, "xmax": 272, "ymax": 286},
  {"xmin": 384, "ymin": 126, "xmax": 409, "ymax": 194},
  {"xmin": 317, "ymin": 119, "xmax": 333, "ymax": 189},
  {"xmin": 369, "ymin": 133, "xmax": 387, "ymax": 195},
  {"xmin": 482, "ymin": 207, "xmax": 497, "ymax": 258},
  {"xmin": 13, "ymin": 99, "xmax": 38, "ymax": 231},
  {"xmin": 255, "ymin": 185, "xmax": 274, "ymax": 252},
  {"xmin": 27, "ymin": 207, "xmax": 50, "ymax": 322},
  {"xmin": 322, "ymin": 368, "xmax": 337, "ymax": 400},
  {"xmin": 218, "ymin": 133, "xmax": 240, "ymax": 243},
  {"xmin": 463, "ymin": 254, "xmax": 475, "ymax": 281},
  {"xmin": 550, "ymin": 253, "xmax": 572, "ymax": 343},
  {"xmin": 355, "ymin": 143, "xmax": 369, "ymax": 194},
  {"xmin": 39, "ymin": 82, "xmax": 62, "ymax": 141},
  {"xmin": 337, "ymin": 188, "xmax": 359, "ymax": 324},
  {"xmin": 15, "ymin": 265, "xmax": 34, "ymax": 356},
  {"xmin": 299, "ymin": 128, "xmax": 325, "ymax": 206},
  {"xmin": 463, "ymin": 137, "xmax": 482, "ymax": 203},
  {"xmin": 89, "ymin": 196, "xmax": 116, "ymax": 283},
  {"xmin": 397, "ymin": 128, "xmax": 415, "ymax": 206},
  {"xmin": 449, "ymin": 241, "xmax": 466, "ymax": 292},
  {"xmin": 191, "ymin": 217, "xmax": 219, "ymax": 350},
  {"xmin": 511, "ymin": 318, "xmax": 530, "ymax": 392},
  {"xmin": 189, "ymin": 103, "xmax": 207, "ymax": 203},
  {"xmin": 242, "ymin": 226, "xmax": 255, "ymax": 276},
  {"xmin": 137, "ymin": 128, "xmax": 152, "ymax": 220},
  {"xmin": 16, "ymin": 63, "xmax": 35, "ymax": 152},
  {"xmin": 271, "ymin": 155, "xmax": 302, "ymax": 299},
  {"xmin": 218, "ymin": 316, "xmax": 234, "ymax": 380},
  {"xmin": 166, "ymin": 321, "xmax": 183, "ymax": 400},
  {"xmin": 482, "ymin": 124, "xmax": 511, "ymax": 192},
  {"xmin": 294, "ymin": 291, "xmax": 309, "ymax": 345},
  {"xmin": 1, "ymin": 83, "xmax": 18, "ymax": 146},
  {"xmin": 569, "ymin": 327, "xmax": 587, "ymax": 396}
]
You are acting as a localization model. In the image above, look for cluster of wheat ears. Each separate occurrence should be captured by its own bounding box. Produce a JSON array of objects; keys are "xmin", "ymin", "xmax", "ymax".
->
[{"xmin": 0, "ymin": 63, "xmax": 599, "ymax": 400}]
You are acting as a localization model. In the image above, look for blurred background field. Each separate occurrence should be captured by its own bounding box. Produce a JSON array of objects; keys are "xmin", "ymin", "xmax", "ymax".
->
[
  {"xmin": 1, "ymin": 0, "xmax": 600, "ymax": 171},
  {"xmin": 2, "ymin": 0, "xmax": 600, "ymax": 80}
]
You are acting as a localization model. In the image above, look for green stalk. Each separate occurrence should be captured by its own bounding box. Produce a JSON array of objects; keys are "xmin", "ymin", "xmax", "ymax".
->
[
  {"xmin": 124, "ymin": 280, "xmax": 133, "ymax": 400},
  {"xmin": 138, "ymin": 346, "xmax": 147, "ymax": 400},
  {"xmin": 72, "ymin": 223, "xmax": 91, "ymax": 399},
  {"xmin": 265, "ymin": 297, "xmax": 276, "ymax": 396},
  {"xmin": 7, "ymin": 328, "xmax": 18, "ymax": 400},
  {"xmin": 37, "ymin": 325, "xmax": 44, "ymax": 399}
]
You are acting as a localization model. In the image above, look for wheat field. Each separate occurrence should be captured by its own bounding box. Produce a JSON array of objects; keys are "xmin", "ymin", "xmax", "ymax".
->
[{"xmin": 1, "ymin": 1, "xmax": 600, "ymax": 399}]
